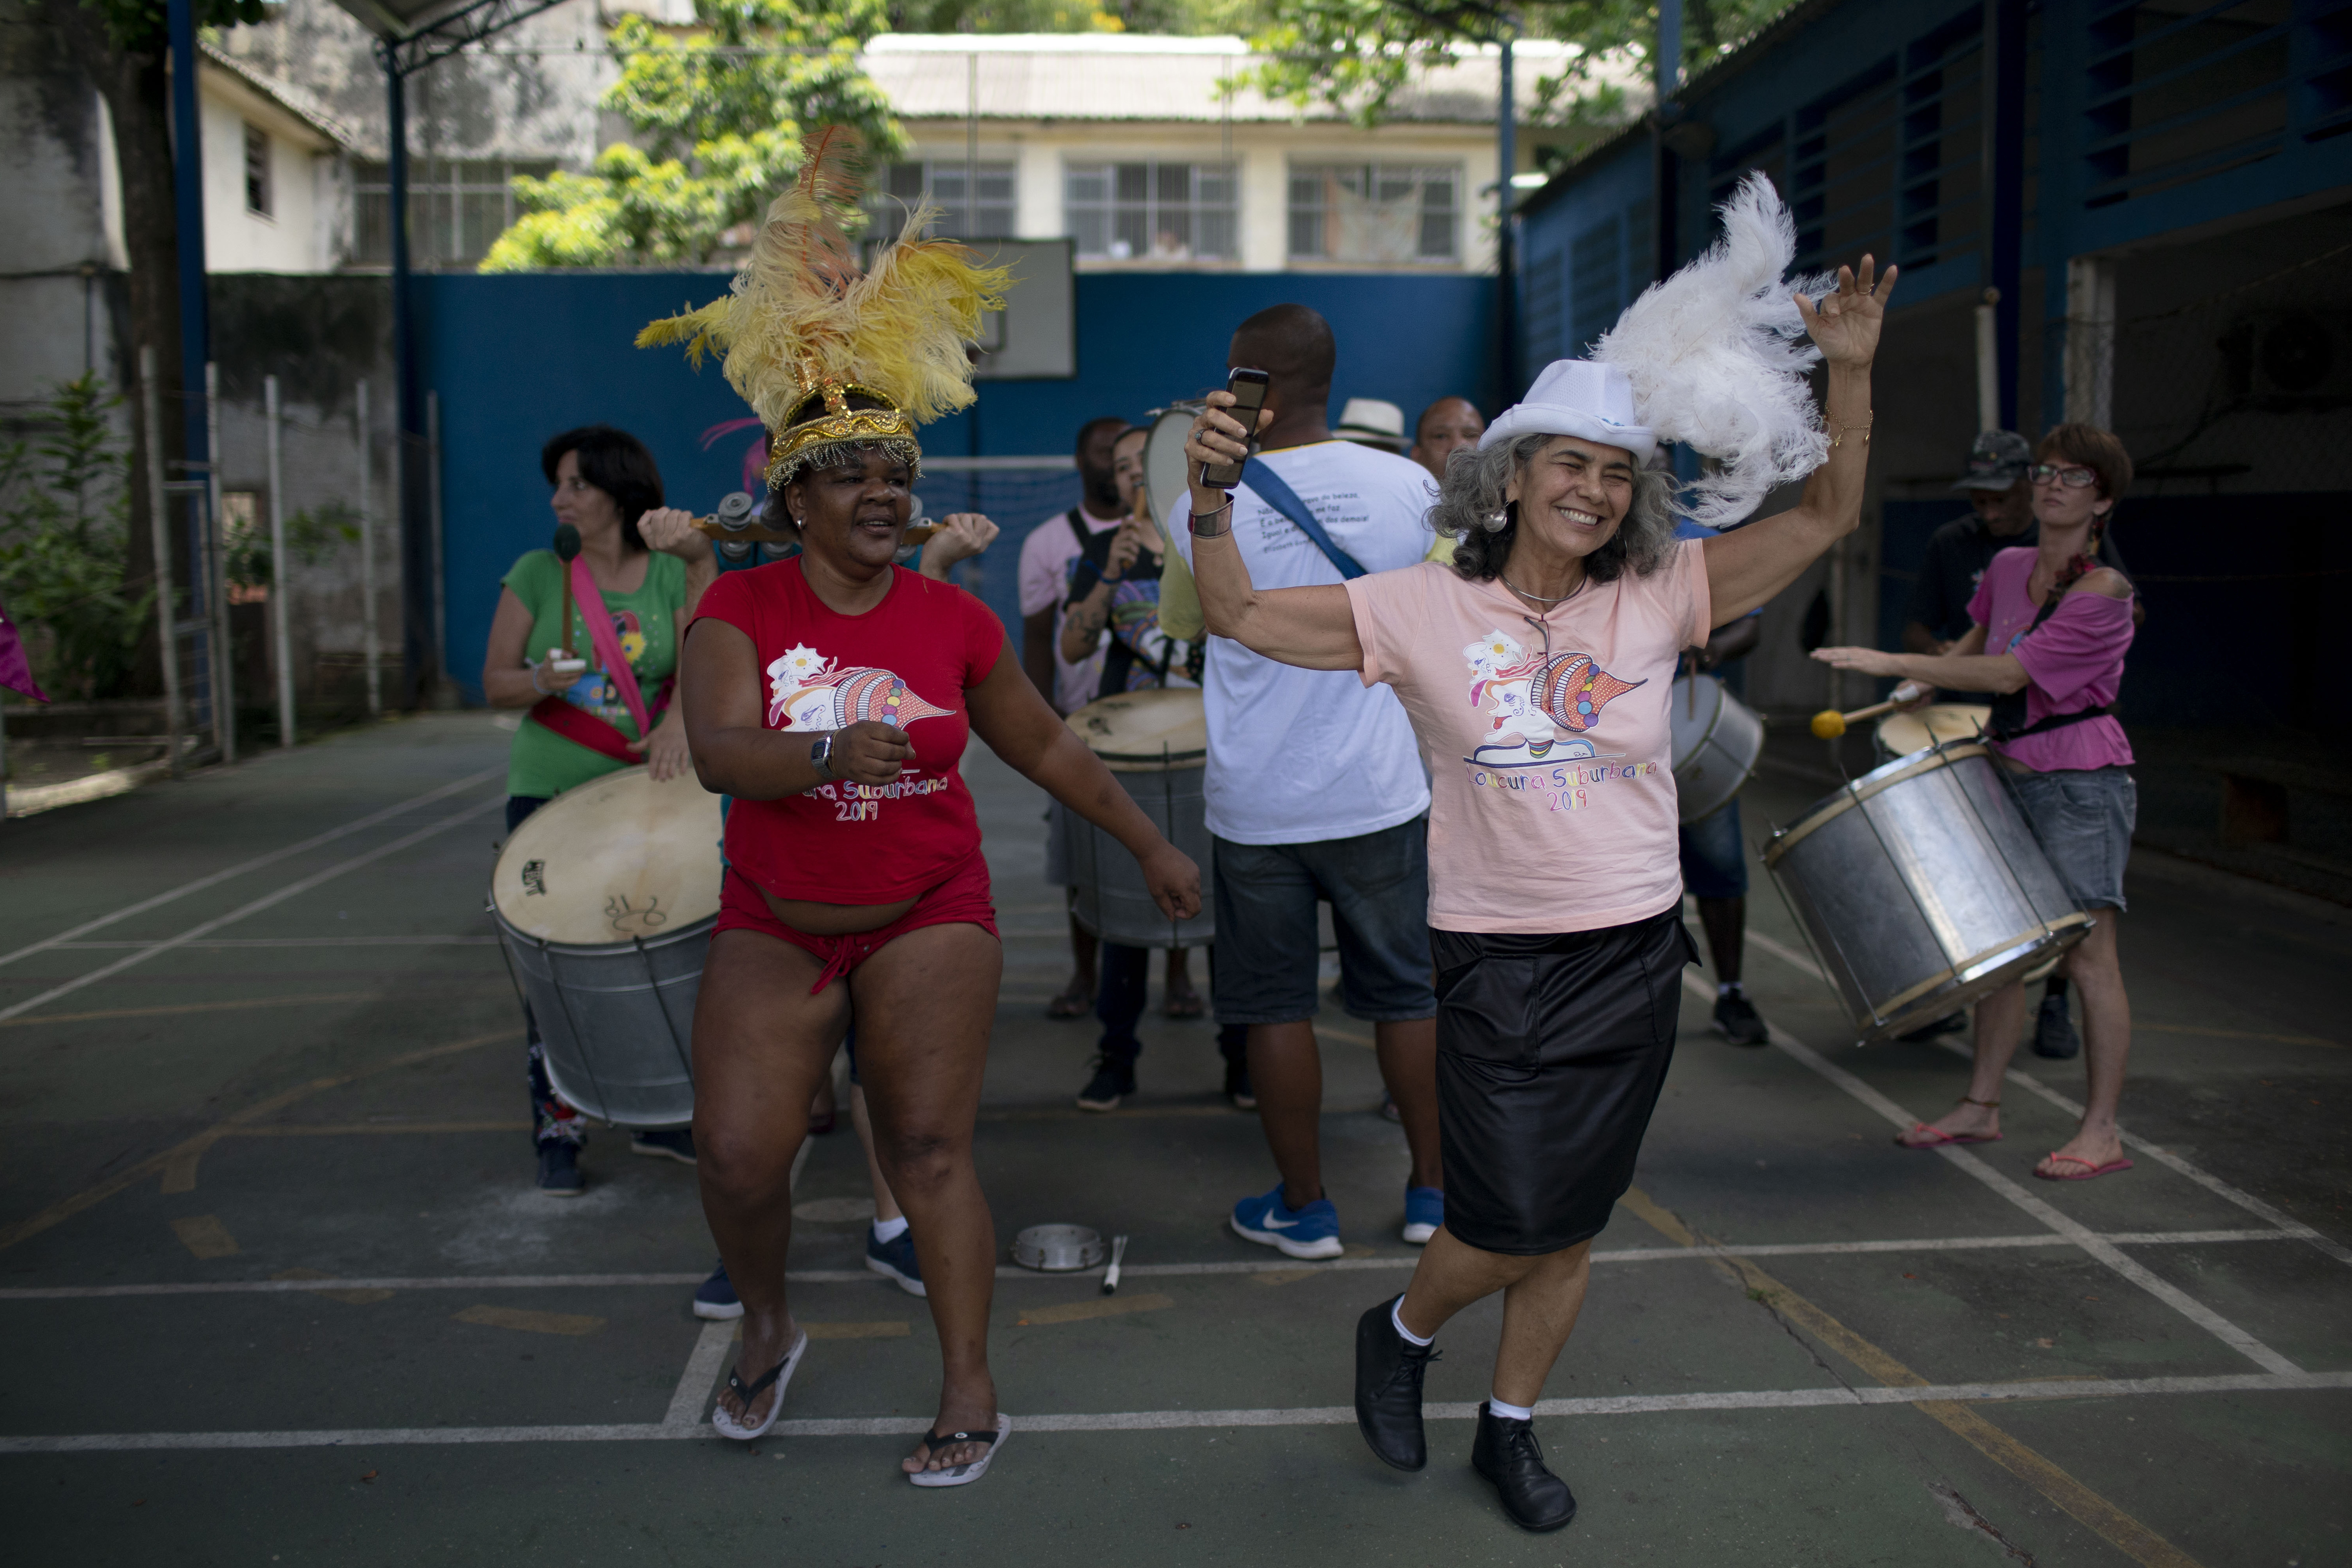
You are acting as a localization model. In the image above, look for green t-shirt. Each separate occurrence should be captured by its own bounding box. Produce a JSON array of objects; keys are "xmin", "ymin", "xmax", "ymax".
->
[{"xmin": 502, "ymin": 548, "xmax": 687, "ymax": 800}]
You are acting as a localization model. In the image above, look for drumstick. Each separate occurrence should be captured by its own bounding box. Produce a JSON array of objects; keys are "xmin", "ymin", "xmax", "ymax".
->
[
  {"xmin": 689, "ymin": 514, "xmax": 943, "ymax": 547},
  {"xmin": 552, "ymin": 524, "xmax": 582, "ymax": 661},
  {"xmin": 1102, "ymin": 1234, "xmax": 1128, "ymax": 1296},
  {"xmin": 1810, "ymin": 682, "xmax": 1928, "ymax": 740}
]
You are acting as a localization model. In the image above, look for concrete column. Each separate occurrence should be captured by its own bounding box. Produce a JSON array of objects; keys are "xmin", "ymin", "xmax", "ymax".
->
[{"xmin": 2063, "ymin": 255, "xmax": 2117, "ymax": 428}]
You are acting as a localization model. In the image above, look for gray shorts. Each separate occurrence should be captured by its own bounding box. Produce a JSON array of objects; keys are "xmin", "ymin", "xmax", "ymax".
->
[
  {"xmin": 1210, "ymin": 817, "xmax": 1436, "ymax": 1025},
  {"xmin": 1044, "ymin": 799, "xmax": 1076, "ymax": 887},
  {"xmin": 2010, "ymin": 766, "xmax": 2135, "ymax": 912}
]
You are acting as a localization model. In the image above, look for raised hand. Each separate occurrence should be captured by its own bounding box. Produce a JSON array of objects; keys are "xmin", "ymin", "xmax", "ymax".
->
[
  {"xmin": 1794, "ymin": 256, "xmax": 1898, "ymax": 368},
  {"xmin": 637, "ymin": 506, "xmax": 714, "ymax": 563}
]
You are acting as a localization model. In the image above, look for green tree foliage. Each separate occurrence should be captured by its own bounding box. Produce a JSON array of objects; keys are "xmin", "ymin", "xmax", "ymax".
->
[
  {"xmin": 482, "ymin": 0, "xmax": 908, "ymax": 270},
  {"xmin": 225, "ymin": 500, "xmax": 360, "ymax": 594},
  {"xmin": 1230, "ymin": 0, "xmax": 1788, "ymax": 129},
  {"xmin": 0, "ymin": 376, "xmax": 155, "ymax": 701},
  {"xmin": 886, "ymin": 0, "xmax": 1251, "ymax": 31},
  {"xmin": 77, "ymin": 0, "xmax": 267, "ymax": 51}
]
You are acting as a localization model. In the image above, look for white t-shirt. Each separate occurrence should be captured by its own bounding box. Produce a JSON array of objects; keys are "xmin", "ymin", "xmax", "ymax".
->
[
  {"xmin": 1171, "ymin": 440, "xmax": 1435, "ymax": 846},
  {"xmin": 1017, "ymin": 503, "xmax": 1124, "ymax": 715}
]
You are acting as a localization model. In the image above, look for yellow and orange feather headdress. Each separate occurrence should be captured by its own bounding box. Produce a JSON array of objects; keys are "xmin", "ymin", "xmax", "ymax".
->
[{"xmin": 637, "ymin": 129, "xmax": 1012, "ymax": 488}]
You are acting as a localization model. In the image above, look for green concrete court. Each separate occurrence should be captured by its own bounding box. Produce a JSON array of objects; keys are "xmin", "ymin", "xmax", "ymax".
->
[{"xmin": 0, "ymin": 711, "xmax": 2344, "ymax": 1566}]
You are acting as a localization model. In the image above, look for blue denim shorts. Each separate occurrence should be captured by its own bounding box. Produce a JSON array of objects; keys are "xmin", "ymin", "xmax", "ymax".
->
[
  {"xmin": 1210, "ymin": 817, "xmax": 1436, "ymax": 1025},
  {"xmin": 1677, "ymin": 797, "xmax": 1749, "ymax": 900},
  {"xmin": 2009, "ymin": 766, "xmax": 2135, "ymax": 912}
]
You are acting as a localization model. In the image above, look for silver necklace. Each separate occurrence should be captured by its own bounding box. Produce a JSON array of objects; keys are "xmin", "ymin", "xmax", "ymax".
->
[{"xmin": 1504, "ymin": 572, "xmax": 1581, "ymax": 606}]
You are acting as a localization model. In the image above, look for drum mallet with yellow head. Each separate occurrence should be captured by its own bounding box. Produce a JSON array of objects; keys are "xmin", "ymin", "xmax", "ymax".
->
[
  {"xmin": 1810, "ymin": 682, "xmax": 1928, "ymax": 739},
  {"xmin": 552, "ymin": 524, "xmax": 582, "ymax": 660}
]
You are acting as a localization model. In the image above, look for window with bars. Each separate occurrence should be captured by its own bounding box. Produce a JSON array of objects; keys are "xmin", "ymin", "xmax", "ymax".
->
[
  {"xmin": 870, "ymin": 160, "xmax": 1017, "ymax": 240},
  {"xmin": 1286, "ymin": 162, "xmax": 1460, "ymax": 264},
  {"xmin": 243, "ymin": 124, "xmax": 272, "ymax": 217},
  {"xmin": 1065, "ymin": 161, "xmax": 1237, "ymax": 262},
  {"xmin": 350, "ymin": 159, "xmax": 558, "ymax": 269},
  {"xmin": 1523, "ymin": 250, "xmax": 1566, "ymax": 367},
  {"xmin": 2085, "ymin": 0, "xmax": 2301, "ymax": 209}
]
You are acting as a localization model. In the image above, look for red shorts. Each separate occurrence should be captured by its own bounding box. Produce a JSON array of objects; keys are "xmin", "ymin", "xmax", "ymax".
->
[{"xmin": 715, "ymin": 846, "xmax": 998, "ymax": 994}]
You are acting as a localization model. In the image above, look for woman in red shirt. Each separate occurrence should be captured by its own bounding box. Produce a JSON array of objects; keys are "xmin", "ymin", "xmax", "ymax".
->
[{"xmin": 682, "ymin": 427, "xmax": 1198, "ymax": 1482}]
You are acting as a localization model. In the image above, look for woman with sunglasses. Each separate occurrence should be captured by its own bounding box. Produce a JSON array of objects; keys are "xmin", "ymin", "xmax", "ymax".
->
[{"xmin": 1813, "ymin": 423, "xmax": 2140, "ymax": 1182}]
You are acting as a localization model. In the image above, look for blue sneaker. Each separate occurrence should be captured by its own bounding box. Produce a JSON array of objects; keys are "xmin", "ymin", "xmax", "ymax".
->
[
  {"xmin": 1401, "ymin": 1185, "xmax": 1444, "ymax": 1246},
  {"xmin": 865, "ymin": 1225, "xmax": 926, "ymax": 1297},
  {"xmin": 692, "ymin": 1260, "xmax": 742, "ymax": 1321},
  {"xmin": 1230, "ymin": 1182, "xmax": 1343, "ymax": 1260}
]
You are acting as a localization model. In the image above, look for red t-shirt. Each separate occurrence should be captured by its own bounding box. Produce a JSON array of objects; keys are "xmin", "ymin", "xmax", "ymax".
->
[{"xmin": 690, "ymin": 560, "xmax": 1006, "ymax": 903}]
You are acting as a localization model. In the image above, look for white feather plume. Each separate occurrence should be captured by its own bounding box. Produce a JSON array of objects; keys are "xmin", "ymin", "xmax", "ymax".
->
[{"xmin": 1592, "ymin": 173, "xmax": 1838, "ymax": 528}]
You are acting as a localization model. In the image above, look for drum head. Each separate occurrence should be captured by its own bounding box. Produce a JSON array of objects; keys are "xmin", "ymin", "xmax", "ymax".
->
[
  {"xmin": 1067, "ymin": 687, "xmax": 1207, "ymax": 772},
  {"xmin": 1876, "ymin": 703, "xmax": 1992, "ymax": 757},
  {"xmin": 1144, "ymin": 405, "xmax": 1202, "ymax": 535},
  {"xmin": 491, "ymin": 767, "xmax": 725, "ymax": 945}
]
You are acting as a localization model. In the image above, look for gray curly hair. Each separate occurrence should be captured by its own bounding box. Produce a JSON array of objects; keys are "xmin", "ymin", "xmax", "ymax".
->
[{"xmin": 1431, "ymin": 432, "xmax": 1679, "ymax": 584}]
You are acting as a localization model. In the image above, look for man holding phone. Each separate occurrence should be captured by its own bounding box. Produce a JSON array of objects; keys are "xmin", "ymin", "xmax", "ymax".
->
[{"xmin": 1169, "ymin": 303, "xmax": 1446, "ymax": 1258}]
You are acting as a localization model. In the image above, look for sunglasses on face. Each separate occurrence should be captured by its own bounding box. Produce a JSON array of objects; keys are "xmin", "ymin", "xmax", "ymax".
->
[{"xmin": 2029, "ymin": 463, "xmax": 2099, "ymax": 489}]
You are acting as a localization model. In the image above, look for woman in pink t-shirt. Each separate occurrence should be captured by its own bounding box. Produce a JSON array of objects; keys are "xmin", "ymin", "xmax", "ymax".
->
[
  {"xmin": 1814, "ymin": 424, "xmax": 2138, "ymax": 1183},
  {"xmin": 1182, "ymin": 258, "xmax": 1894, "ymax": 1531}
]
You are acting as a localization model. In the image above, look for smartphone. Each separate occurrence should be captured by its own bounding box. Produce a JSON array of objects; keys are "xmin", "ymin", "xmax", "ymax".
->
[{"xmin": 1196, "ymin": 367, "xmax": 1270, "ymax": 491}]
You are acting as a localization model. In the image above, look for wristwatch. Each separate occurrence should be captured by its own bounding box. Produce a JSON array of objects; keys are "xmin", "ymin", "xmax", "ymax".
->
[{"xmin": 809, "ymin": 733, "xmax": 835, "ymax": 781}]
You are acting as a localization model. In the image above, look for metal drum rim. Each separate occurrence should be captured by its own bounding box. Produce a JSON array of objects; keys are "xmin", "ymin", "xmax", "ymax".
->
[
  {"xmin": 489, "ymin": 899, "xmax": 719, "ymax": 957},
  {"xmin": 1855, "ymin": 913, "xmax": 2095, "ymax": 1041},
  {"xmin": 1763, "ymin": 740, "xmax": 1991, "ymax": 867}
]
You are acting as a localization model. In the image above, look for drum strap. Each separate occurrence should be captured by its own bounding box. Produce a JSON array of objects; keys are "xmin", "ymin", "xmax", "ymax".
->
[
  {"xmin": 527, "ymin": 559, "xmax": 673, "ymax": 762},
  {"xmin": 527, "ymin": 687, "xmax": 672, "ymax": 764},
  {"xmin": 1241, "ymin": 459, "xmax": 1368, "ymax": 580},
  {"xmin": 1985, "ymin": 584, "xmax": 2111, "ymax": 742}
]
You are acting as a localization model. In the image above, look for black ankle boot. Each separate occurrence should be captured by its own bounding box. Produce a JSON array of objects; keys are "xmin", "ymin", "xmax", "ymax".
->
[
  {"xmin": 1472, "ymin": 1402, "xmax": 1576, "ymax": 1532},
  {"xmin": 1354, "ymin": 1296, "xmax": 1438, "ymax": 1471}
]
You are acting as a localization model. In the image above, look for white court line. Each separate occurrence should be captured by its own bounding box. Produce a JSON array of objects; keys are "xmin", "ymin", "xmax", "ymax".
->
[
  {"xmin": 51, "ymin": 937, "xmax": 500, "ymax": 950},
  {"xmin": 0, "ymin": 767, "xmax": 505, "ymax": 973},
  {"xmin": 0, "ymin": 795, "xmax": 506, "ymax": 1027},
  {"xmin": 2, "ymin": 1369, "xmax": 2341, "ymax": 1455},
  {"xmin": 1697, "ymin": 975, "xmax": 2307, "ymax": 1378},
  {"xmin": 1744, "ymin": 926, "xmax": 2352, "ymax": 1267},
  {"xmin": 0, "ymin": 1230, "xmax": 2300, "ymax": 1302},
  {"xmin": 663, "ymin": 1323, "xmax": 736, "ymax": 1431}
]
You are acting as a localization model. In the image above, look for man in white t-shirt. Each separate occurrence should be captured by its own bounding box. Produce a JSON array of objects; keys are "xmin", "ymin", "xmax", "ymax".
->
[
  {"xmin": 1170, "ymin": 303, "xmax": 1443, "ymax": 1259},
  {"xmin": 1018, "ymin": 416, "xmax": 1133, "ymax": 1017}
]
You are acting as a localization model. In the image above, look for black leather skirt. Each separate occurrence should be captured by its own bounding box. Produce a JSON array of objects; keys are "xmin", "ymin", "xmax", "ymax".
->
[{"xmin": 1431, "ymin": 909, "xmax": 1696, "ymax": 1256}]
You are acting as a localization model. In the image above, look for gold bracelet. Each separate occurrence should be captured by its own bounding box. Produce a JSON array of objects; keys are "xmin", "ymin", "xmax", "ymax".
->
[{"xmin": 1828, "ymin": 414, "xmax": 1875, "ymax": 449}]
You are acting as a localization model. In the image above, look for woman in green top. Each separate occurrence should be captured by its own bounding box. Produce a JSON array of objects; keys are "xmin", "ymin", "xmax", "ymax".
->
[{"xmin": 483, "ymin": 425, "xmax": 717, "ymax": 1193}]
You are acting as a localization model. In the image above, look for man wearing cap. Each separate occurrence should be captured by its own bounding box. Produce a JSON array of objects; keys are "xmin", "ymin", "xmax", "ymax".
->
[{"xmin": 1900, "ymin": 430, "xmax": 2135, "ymax": 1059}]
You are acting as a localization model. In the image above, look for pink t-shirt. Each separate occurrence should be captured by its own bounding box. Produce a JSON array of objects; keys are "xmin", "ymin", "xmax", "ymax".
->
[
  {"xmin": 1966, "ymin": 547, "xmax": 2135, "ymax": 772},
  {"xmin": 1345, "ymin": 542, "xmax": 1712, "ymax": 935}
]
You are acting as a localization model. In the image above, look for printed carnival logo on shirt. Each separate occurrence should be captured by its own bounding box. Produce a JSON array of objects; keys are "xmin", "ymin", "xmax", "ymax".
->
[
  {"xmin": 765, "ymin": 644, "xmax": 956, "ymax": 822},
  {"xmin": 766, "ymin": 644, "xmax": 954, "ymax": 732},
  {"xmin": 1460, "ymin": 627, "xmax": 1653, "ymax": 811}
]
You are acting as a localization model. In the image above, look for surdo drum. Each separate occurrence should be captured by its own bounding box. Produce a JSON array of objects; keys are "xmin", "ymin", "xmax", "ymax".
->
[
  {"xmin": 1875, "ymin": 702, "xmax": 1992, "ymax": 762},
  {"xmin": 1667, "ymin": 673, "xmax": 1765, "ymax": 823},
  {"xmin": 1064, "ymin": 687, "xmax": 1214, "ymax": 949},
  {"xmin": 1763, "ymin": 742, "xmax": 2092, "ymax": 1041},
  {"xmin": 490, "ymin": 767, "xmax": 724, "ymax": 1127}
]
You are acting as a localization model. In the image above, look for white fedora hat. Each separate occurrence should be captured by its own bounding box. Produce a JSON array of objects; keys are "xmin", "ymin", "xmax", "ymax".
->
[
  {"xmin": 1479, "ymin": 360, "xmax": 1657, "ymax": 465},
  {"xmin": 1333, "ymin": 397, "xmax": 1407, "ymax": 450}
]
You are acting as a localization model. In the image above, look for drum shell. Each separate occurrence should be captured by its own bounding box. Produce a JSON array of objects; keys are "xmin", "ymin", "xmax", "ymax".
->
[
  {"xmin": 1763, "ymin": 746, "xmax": 2091, "ymax": 1040},
  {"xmin": 1069, "ymin": 762, "xmax": 1215, "ymax": 948},
  {"xmin": 495, "ymin": 912, "xmax": 710, "ymax": 1128},
  {"xmin": 1668, "ymin": 674, "xmax": 1764, "ymax": 824}
]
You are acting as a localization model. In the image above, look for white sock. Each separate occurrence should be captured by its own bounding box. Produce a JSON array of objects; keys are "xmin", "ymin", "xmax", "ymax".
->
[
  {"xmin": 1487, "ymin": 1395, "xmax": 1535, "ymax": 1422},
  {"xmin": 1390, "ymin": 1298, "xmax": 1433, "ymax": 1347},
  {"xmin": 871, "ymin": 1215, "xmax": 909, "ymax": 1243},
  {"xmin": 1717, "ymin": 981, "xmax": 1744, "ymax": 999}
]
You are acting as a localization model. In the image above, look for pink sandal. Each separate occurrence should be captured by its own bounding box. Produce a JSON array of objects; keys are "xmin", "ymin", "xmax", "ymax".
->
[
  {"xmin": 2035, "ymin": 1153, "xmax": 2133, "ymax": 1181},
  {"xmin": 1895, "ymin": 1095, "xmax": 2001, "ymax": 1149}
]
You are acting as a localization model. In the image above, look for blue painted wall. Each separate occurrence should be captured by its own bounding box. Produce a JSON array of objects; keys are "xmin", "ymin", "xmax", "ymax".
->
[{"xmin": 425, "ymin": 270, "xmax": 1494, "ymax": 702}]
